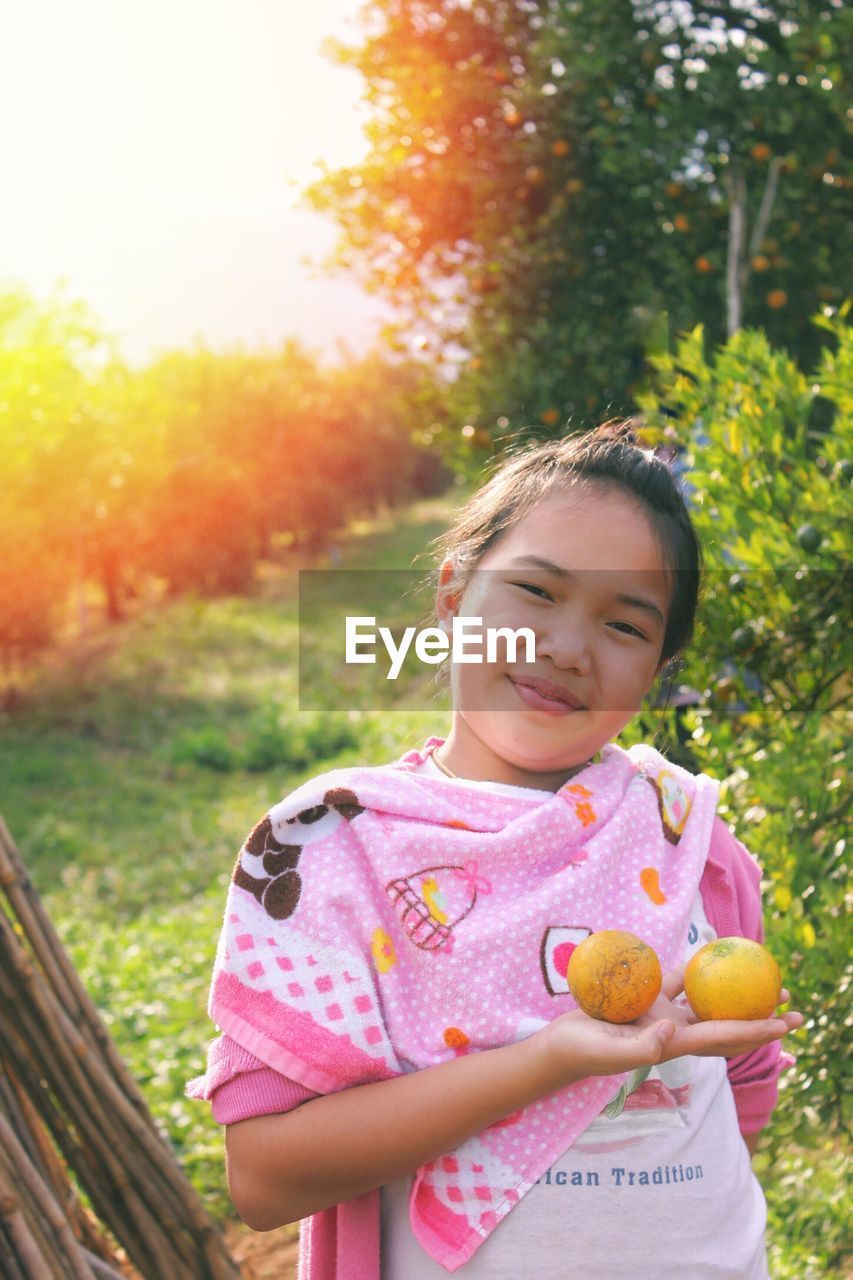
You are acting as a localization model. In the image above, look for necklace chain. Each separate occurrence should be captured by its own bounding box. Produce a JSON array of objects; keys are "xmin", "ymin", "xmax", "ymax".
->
[
  {"xmin": 431, "ymin": 745, "xmax": 603, "ymax": 782},
  {"xmin": 430, "ymin": 747, "xmax": 458, "ymax": 778}
]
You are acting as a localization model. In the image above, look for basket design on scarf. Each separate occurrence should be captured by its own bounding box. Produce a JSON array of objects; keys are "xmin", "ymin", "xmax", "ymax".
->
[{"xmin": 385, "ymin": 861, "xmax": 492, "ymax": 952}]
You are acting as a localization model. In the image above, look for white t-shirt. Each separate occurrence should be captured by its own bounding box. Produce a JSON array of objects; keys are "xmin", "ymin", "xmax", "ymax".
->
[{"xmin": 380, "ymin": 753, "xmax": 769, "ymax": 1279}]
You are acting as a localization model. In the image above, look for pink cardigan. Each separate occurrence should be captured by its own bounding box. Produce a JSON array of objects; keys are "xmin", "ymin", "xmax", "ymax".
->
[{"xmin": 189, "ymin": 817, "xmax": 794, "ymax": 1279}]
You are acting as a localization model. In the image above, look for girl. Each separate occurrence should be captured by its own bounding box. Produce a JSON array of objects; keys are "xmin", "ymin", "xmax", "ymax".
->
[{"xmin": 187, "ymin": 421, "xmax": 801, "ymax": 1280}]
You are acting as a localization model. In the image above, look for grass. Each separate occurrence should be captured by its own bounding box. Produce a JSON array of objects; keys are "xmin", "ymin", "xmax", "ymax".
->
[{"xmin": 0, "ymin": 485, "xmax": 848, "ymax": 1274}]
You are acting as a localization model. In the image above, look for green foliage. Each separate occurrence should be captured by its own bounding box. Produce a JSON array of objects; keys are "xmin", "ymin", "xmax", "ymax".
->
[
  {"xmin": 240, "ymin": 709, "xmax": 360, "ymax": 773},
  {"xmin": 637, "ymin": 308, "xmax": 852, "ymax": 1169},
  {"xmin": 170, "ymin": 726, "xmax": 236, "ymax": 772},
  {"xmin": 306, "ymin": 0, "xmax": 851, "ymax": 436},
  {"xmin": 763, "ymin": 1140, "xmax": 851, "ymax": 1279}
]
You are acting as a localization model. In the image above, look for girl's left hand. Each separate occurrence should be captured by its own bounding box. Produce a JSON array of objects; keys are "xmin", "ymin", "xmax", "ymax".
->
[{"xmin": 636, "ymin": 967, "xmax": 804, "ymax": 1062}]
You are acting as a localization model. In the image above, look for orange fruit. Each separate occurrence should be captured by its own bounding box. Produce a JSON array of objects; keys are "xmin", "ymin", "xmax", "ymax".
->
[
  {"xmin": 684, "ymin": 937, "xmax": 782, "ymax": 1021},
  {"xmin": 552, "ymin": 139, "xmax": 571, "ymax": 157},
  {"xmin": 767, "ymin": 289, "xmax": 788, "ymax": 309},
  {"xmin": 674, "ymin": 214, "xmax": 690, "ymax": 232},
  {"xmin": 751, "ymin": 142, "xmax": 772, "ymax": 162},
  {"xmin": 695, "ymin": 256, "xmax": 713, "ymax": 273},
  {"xmin": 567, "ymin": 930, "xmax": 662, "ymax": 1023}
]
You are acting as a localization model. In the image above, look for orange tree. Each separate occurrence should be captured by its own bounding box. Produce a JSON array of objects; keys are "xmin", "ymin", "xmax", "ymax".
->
[
  {"xmin": 636, "ymin": 305, "xmax": 851, "ymax": 1171},
  {"xmin": 1, "ymin": 281, "xmax": 451, "ymax": 638},
  {"xmin": 305, "ymin": 0, "xmax": 851, "ymax": 438},
  {"xmin": 0, "ymin": 286, "xmax": 116, "ymax": 682},
  {"xmin": 133, "ymin": 342, "xmax": 449, "ymax": 595}
]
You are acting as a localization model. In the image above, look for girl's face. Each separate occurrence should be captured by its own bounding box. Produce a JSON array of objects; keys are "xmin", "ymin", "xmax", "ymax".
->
[{"xmin": 436, "ymin": 483, "xmax": 673, "ymax": 790}]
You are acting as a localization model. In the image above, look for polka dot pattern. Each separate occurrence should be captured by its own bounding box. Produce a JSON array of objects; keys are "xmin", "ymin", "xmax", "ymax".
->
[{"xmin": 209, "ymin": 736, "xmax": 720, "ymax": 1270}]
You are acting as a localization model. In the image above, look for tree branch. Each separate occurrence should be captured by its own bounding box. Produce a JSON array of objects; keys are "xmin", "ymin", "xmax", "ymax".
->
[
  {"xmin": 725, "ymin": 165, "xmax": 747, "ymax": 336},
  {"xmin": 747, "ymin": 155, "xmax": 784, "ymax": 261}
]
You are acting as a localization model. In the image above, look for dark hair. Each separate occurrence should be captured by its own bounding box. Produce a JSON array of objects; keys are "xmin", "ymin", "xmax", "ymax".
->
[{"xmin": 427, "ymin": 419, "xmax": 702, "ymax": 666}]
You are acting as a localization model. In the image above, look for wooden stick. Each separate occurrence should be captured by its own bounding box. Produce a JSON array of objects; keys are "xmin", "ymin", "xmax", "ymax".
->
[
  {"xmin": 80, "ymin": 1247, "xmax": 135, "ymax": 1280},
  {"xmin": 0, "ymin": 814, "xmax": 241, "ymax": 1280},
  {"xmin": 0, "ymin": 1193, "xmax": 55, "ymax": 1280},
  {"xmin": 2, "ymin": 1060, "xmax": 132, "ymax": 1273},
  {"xmin": 0, "ymin": 900, "xmax": 207, "ymax": 1222},
  {"xmin": 0, "ymin": 820, "xmax": 153, "ymax": 1122},
  {"xmin": 0, "ymin": 1212, "xmax": 30, "ymax": 1280},
  {"xmin": 0, "ymin": 1111, "xmax": 97, "ymax": 1280}
]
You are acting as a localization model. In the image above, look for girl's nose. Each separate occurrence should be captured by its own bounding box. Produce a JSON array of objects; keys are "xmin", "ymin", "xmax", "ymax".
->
[{"xmin": 536, "ymin": 613, "xmax": 593, "ymax": 675}]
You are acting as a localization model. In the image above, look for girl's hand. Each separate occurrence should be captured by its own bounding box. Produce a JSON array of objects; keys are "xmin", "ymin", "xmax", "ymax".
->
[{"xmin": 535, "ymin": 968, "xmax": 803, "ymax": 1087}]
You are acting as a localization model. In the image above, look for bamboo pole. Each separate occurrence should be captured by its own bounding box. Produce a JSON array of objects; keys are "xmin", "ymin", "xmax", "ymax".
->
[
  {"xmin": 0, "ymin": 1111, "xmax": 96, "ymax": 1280},
  {"xmin": 80, "ymin": 1249, "xmax": 131, "ymax": 1280},
  {"xmin": 0, "ymin": 816, "xmax": 154, "ymax": 1124},
  {"xmin": 2, "ymin": 1064, "xmax": 121, "ymax": 1266},
  {"xmin": 0, "ymin": 1192, "xmax": 54, "ymax": 1280},
  {"xmin": 0, "ymin": 815, "xmax": 241, "ymax": 1280},
  {"xmin": 0, "ymin": 987, "xmax": 197, "ymax": 1279}
]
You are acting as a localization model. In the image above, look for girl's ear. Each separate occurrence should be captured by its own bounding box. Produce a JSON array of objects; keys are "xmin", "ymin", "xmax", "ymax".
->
[{"xmin": 436, "ymin": 557, "xmax": 463, "ymax": 630}]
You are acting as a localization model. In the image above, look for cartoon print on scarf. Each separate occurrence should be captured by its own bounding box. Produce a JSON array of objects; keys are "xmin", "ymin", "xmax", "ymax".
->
[
  {"xmin": 233, "ymin": 787, "xmax": 365, "ymax": 920},
  {"xmin": 443, "ymin": 1026, "xmax": 471, "ymax": 1056},
  {"xmin": 647, "ymin": 770, "xmax": 692, "ymax": 844},
  {"xmin": 386, "ymin": 861, "xmax": 492, "ymax": 952},
  {"xmin": 540, "ymin": 925, "xmax": 592, "ymax": 995},
  {"xmin": 639, "ymin": 866, "xmax": 668, "ymax": 905},
  {"xmin": 559, "ymin": 781, "xmax": 598, "ymax": 828}
]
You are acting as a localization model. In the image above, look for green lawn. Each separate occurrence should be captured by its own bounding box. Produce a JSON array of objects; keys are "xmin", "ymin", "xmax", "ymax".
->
[
  {"xmin": 0, "ymin": 492, "xmax": 456, "ymax": 1223},
  {"xmin": 0, "ymin": 488, "xmax": 847, "ymax": 1275}
]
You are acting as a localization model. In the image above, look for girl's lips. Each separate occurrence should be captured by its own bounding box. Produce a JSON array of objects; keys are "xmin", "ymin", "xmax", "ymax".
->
[{"xmin": 510, "ymin": 678, "xmax": 585, "ymax": 717}]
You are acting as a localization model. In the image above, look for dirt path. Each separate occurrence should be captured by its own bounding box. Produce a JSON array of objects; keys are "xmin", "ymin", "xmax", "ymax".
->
[{"xmin": 223, "ymin": 1218, "xmax": 299, "ymax": 1279}]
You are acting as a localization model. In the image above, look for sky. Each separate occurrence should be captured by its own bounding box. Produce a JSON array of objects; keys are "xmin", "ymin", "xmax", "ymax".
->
[{"xmin": 0, "ymin": 0, "xmax": 395, "ymax": 367}]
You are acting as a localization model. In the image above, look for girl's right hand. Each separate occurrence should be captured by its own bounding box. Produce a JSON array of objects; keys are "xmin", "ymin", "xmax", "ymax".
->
[{"xmin": 535, "ymin": 968, "xmax": 803, "ymax": 1086}]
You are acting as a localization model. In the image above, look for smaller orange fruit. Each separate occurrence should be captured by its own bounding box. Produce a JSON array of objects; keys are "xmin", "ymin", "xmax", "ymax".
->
[
  {"xmin": 751, "ymin": 142, "xmax": 772, "ymax": 162},
  {"xmin": 767, "ymin": 289, "xmax": 788, "ymax": 309},
  {"xmin": 684, "ymin": 937, "xmax": 782, "ymax": 1021},
  {"xmin": 567, "ymin": 930, "xmax": 662, "ymax": 1024}
]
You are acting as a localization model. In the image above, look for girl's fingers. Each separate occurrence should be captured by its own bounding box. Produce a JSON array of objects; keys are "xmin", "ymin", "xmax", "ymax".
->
[
  {"xmin": 660, "ymin": 966, "xmax": 685, "ymax": 1000},
  {"xmin": 670, "ymin": 1011, "xmax": 802, "ymax": 1057}
]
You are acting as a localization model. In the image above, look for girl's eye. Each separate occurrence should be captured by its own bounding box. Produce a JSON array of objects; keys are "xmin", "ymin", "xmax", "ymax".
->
[
  {"xmin": 610, "ymin": 620, "xmax": 647, "ymax": 640},
  {"xmin": 511, "ymin": 581, "xmax": 553, "ymax": 601}
]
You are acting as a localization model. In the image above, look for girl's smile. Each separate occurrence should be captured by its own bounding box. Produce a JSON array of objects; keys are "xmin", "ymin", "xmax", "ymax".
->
[
  {"xmin": 435, "ymin": 483, "xmax": 673, "ymax": 790},
  {"xmin": 508, "ymin": 675, "xmax": 587, "ymax": 714}
]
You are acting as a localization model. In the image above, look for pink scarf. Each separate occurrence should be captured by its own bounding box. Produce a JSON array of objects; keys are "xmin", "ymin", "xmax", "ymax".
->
[{"xmin": 209, "ymin": 737, "xmax": 718, "ymax": 1271}]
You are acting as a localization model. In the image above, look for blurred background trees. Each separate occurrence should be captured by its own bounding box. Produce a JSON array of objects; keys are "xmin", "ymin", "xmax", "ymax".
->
[
  {"xmin": 0, "ymin": 287, "xmax": 450, "ymax": 697},
  {"xmin": 305, "ymin": 0, "xmax": 850, "ymax": 433}
]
